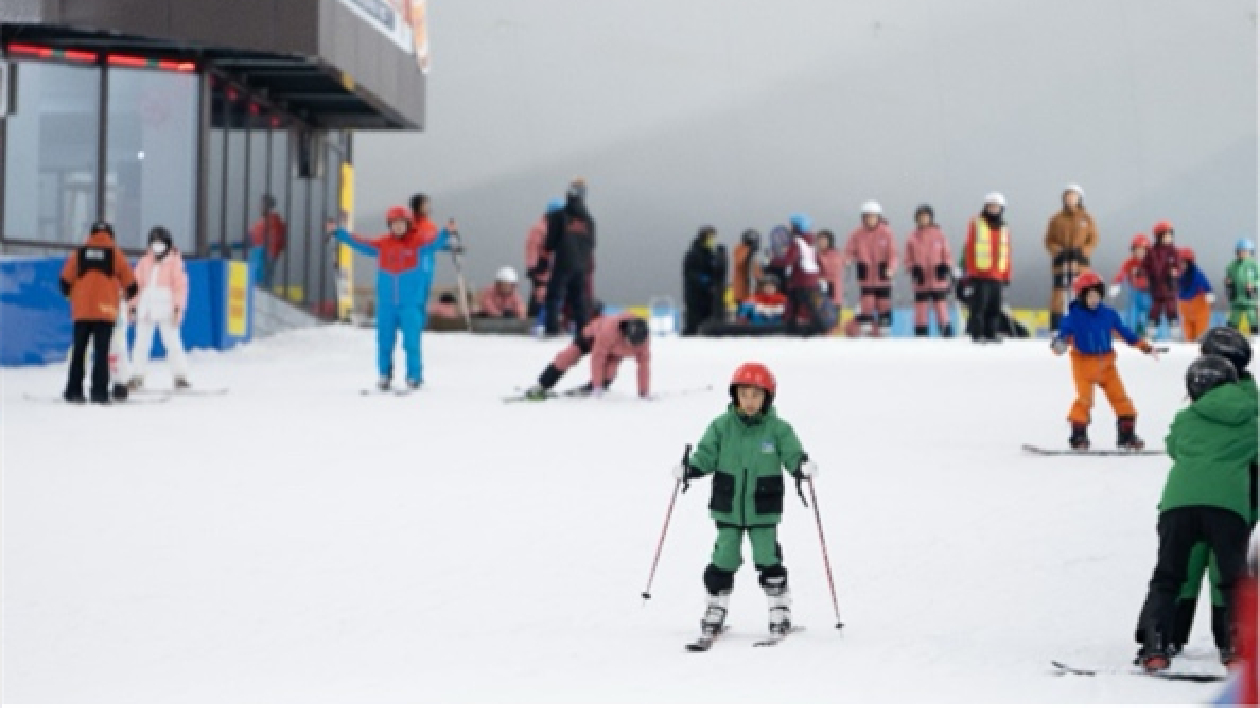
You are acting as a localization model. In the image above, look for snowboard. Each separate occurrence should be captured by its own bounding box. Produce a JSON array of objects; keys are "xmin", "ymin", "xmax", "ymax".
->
[
  {"xmin": 23, "ymin": 393, "xmax": 171, "ymax": 405},
  {"xmin": 1021, "ymin": 444, "xmax": 1164, "ymax": 457}
]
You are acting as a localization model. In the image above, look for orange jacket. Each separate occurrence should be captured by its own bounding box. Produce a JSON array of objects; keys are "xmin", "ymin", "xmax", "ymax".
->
[
  {"xmin": 732, "ymin": 242, "xmax": 763, "ymax": 303},
  {"xmin": 59, "ymin": 231, "xmax": 137, "ymax": 322}
]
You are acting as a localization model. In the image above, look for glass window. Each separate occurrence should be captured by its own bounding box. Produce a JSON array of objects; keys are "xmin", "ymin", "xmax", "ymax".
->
[
  {"xmin": 104, "ymin": 67, "xmax": 197, "ymax": 252},
  {"xmin": 3, "ymin": 63, "xmax": 100, "ymax": 243}
]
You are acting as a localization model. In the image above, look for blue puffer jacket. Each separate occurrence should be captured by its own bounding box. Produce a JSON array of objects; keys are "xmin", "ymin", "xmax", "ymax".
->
[
  {"xmin": 1057, "ymin": 300, "xmax": 1141, "ymax": 355},
  {"xmin": 1177, "ymin": 262, "xmax": 1212, "ymax": 301}
]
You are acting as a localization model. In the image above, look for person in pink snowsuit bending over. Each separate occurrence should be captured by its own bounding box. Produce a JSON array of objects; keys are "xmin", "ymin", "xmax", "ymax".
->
[
  {"xmin": 903, "ymin": 204, "xmax": 955, "ymax": 337},
  {"xmin": 843, "ymin": 200, "xmax": 898, "ymax": 336},
  {"xmin": 522, "ymin": 305, "xmax": 652, "ymax": 400}
]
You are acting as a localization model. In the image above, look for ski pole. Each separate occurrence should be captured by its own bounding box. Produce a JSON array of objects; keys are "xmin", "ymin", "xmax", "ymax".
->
[
  {"xmin": 641, "ymin": 443, "xmax": 690, "ymax": 603},
  {"xmin": 447, "ymin": 221, "xmax": 474, "ymax": 333},
  {"xmin": 806, "ymin": 477, "xmax": 844, "ymax": 629}
]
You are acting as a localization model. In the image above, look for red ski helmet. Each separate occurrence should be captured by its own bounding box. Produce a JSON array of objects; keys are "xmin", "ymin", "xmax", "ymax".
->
[
  {"xmin": 1130, "ymin": 234, "xmax": 1151, "ymax": 250},
  {"xmin": 1072, "ymin": 271, "xmax": 1106, "ymax": 299},
  {"xmin": 1152, "ymin": 220, "xmax": 1175, "ymax": 238},
  {"xmin": 730, "ymin": 362, "xmax": 776, "ymax": 412},
  {"xmin": 1178, "ymin": 247, "xmax": 1196, "ymax": 262},
  {"xmin": 385, "ymin": 206, "xmax": 412, "ymax": 226}
]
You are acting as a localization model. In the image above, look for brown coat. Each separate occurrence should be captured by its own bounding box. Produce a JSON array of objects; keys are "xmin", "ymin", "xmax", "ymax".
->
[
  {"xmin": 60, "ymin": 231, "xmax": 137, "ymax": 322},
  {"xmin": 731, "ymin": 242, "xmax": 763, "ymax": 303},
  {"xmin": 1044, "ymin": 207, "xmax": 1098, "ymax": 262}
]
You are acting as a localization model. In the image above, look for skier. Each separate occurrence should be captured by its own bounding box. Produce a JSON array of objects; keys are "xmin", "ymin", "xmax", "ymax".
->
[
  {"xmin": 1175, "ymin": 248, "xmax": 1214, "ymax": 342},
  {"xmin": 329, "ymin": 206, "xmax": 436, "ymax": 390},
  {"xmin": 961, "ymin": 193, "xmax": 1012, "ymax": 343},
  {"xmin": 843, "ymin": 201, "xmax": 898, "ymax": 336},
  {"xmin": 815, "ymin": 230, "xmax": 844, "ymax": 315},
  {"xmin": 476, "ymin": 267, "xmax": 526, "ymax": 319},
  {"xmin": 409, "ymin": 193, "xmax": 459, "ymax": 334},
  {"xmin": 525, "ymin": 199, "xmax": 562, "ymax": 319},
  {"xmin": 523, "ymin": 303, "xmax": 651, "ymax": 400},
  {"xmin": 770, "ymin": 214, "xmax": 824, "ymax": 336},
  {"xmin": 682, "ymin": 226, "xmax": 725, "ymax": 335},
  {"xmin": 1051, "ymin": 272, "xmax": 1158, "ymax": 450},
  {"xmin": 543, "ymin": 179, "xmax": 596, "ymax": 337},
  {"xmin": 673, "ymin": 362, "xmax": 817, "ymax": 639},
  {"xmin": 1160, "ymin": 327, "xmax": 1258, "ymax": 656},
  {"xmin": 731, "ymin": 229, "xmax": 763, "ymax": 304},
  {"xmin": 903, "ymin": 204, "xmax": 954, "ymax": 337},
  {"xmin": 1109, "ymin": 234, "xmax": 1152, "ymax": 337},
  {"xmin": 1225, "ymin": 238, "xmax": 1258, "ymax": 334},
  {"xmin": 248, "ymin": 194, "xmax": 287, "ymax": 287},
  {"xmin": 1142, "ymin": 221, "xmax": 1181, "ymax": 340},
  {"xmin": 128, "ymin": 226, "xmax": 192, "ymax": 390},
  {"xmin": 1134, "ymin": 354, "xmax": 1256, "ymax": 671},
  {"xmin": 59, "ymin": 221, "xmax": 138, "ymax": 404},
  {"xmin": 1043, "ymin": 183, "xmax": 1097, "ymax": 330}
]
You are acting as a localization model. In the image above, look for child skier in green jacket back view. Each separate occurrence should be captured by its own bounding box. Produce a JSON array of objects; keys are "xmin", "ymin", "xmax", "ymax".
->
[
  {"xmin": 674, "ymin": 363, "xmax": 818, "ymax": 640},
  {"xmin": 1226, "ymin": 238, "xmax": 1259, "ymax": 334}
]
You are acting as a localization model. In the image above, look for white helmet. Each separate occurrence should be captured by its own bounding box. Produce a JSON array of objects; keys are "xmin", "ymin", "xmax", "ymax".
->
[
  {"xmin": 495, "ymin": 266, "xmax": 518, "ymax": 284},
  {"xmin": 860, "ymin": 200, "xmax": 883, "ymax": 216},
  {"xmin": 1064, "ymin": 183, "xmax": 1084, "ymax": 200},
  {"xmin": 983, "ymin": 192, "xmax": 1006, "ymax": 207}
]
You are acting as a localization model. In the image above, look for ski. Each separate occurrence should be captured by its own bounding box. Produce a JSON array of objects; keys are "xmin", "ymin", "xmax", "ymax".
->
[
  {"xmin": 506, "ymin": 384, "xmax": 715, "ymax": 404},
  {"xmin": 1049, "ymin": 660, "xmax": 1225, "ymax": 683},
  {"xmin": 23, "ymin": 393, "xmax": 171, "ymax": 405},
  {"xmin": 361, "ymin": 387, "xmax": 421, "ymax": 397},
  {"xmin": 753, "ymin": 626, "xmax": 806, "ymax": 647},
  {"xmin": 685, "ymin": 626, "xmax": 727, "ymax": 652},
  {"xmin": 1022, "ymin": 444, "xmax": 1164, "ymax": 457},
  {"xmin": 134, "ymin": 387, "xmax": 229, "ymax": 397}
]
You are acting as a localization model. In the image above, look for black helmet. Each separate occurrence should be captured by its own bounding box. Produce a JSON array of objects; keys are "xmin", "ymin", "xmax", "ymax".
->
[
  {"xmin": 590, "ymin": 298, "xmax": 605, "ymax": 318},
  {"xmin": 740, "ymin": 229, "xmax": 761, "ymax": 247},
  {"xmin": 89, "ymin": 220, "xmax": 114, "ymax": 238},
  {"xmin": 914, "ymin": 204, "xmax": 935, "ymax": 222},
  {"xmin": 1186, "ymin": 355, "xmax": 1238, "ymax": 401},
  {"xmin": 619, "ymin": 317, "xmax": 649, "ymax": 346},
  {"xmin": 1201, "ymin": 327, "xmax": 1252, "ymax": 374},
  {"xmin": 147, "ymin": 225, "xmax": 173, "ymax": 247}
]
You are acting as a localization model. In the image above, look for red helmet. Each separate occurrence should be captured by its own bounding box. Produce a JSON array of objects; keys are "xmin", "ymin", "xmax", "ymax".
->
[
  {"xmin": 1178, "ymin": 247, "xmax": 1195, "ymax": 262},
  {"xmin": 1152, "ymin": 220, "xmax": 1175, "ymax": 237},
  {"xmin": 1072, "ymin": 271, "xmax": 1105, "ymax": 298},
  {"xmin": 386, "ymin": 206, "xmax": 412, "ymax": 225},
  {"xmin": 1130, "ymin": 234, "xmax": 1151, "ymax": 250},
  {"xmin": 730, "ymin": 363, "xmax": 776, "ymax": 411}
]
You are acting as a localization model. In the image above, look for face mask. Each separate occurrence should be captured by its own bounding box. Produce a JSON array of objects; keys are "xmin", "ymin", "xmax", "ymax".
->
[{"xmin": 151, "ymin": 241, "xmax": 168, "ymax": 255}]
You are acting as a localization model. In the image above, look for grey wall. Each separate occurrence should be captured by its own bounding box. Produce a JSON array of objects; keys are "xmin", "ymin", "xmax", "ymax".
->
[{"xmin": 355, "ymin": 0, "xmax": 1257, "ymax": 309}]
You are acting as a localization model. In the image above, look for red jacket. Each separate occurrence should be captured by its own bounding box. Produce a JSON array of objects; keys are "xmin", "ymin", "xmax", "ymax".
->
[
  {"xmin": 1142, "ymin": 242, "xmax": 1180, "ymax": 297},
  {"xmin": 963, "ymin": 217, "xmax": 1012, "ymax": 282},
  {"xmin": 249, "ymin": 212, "xmax": 287, "ymax": 259},
  {"xmin": 772, "ymin": 232, "xmax": 821, "ymax": 289},
  {"xmin": 1111, "ymin": 256, "xmax": 1149, "ymax": 291}
]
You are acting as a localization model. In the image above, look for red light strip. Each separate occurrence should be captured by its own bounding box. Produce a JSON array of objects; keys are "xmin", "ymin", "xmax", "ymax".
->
[{"xmin": 7, "ymin": 44, "xmax": 194, "ymax": 72}]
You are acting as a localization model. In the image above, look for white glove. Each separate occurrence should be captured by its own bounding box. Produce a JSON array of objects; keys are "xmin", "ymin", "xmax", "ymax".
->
[
  {"xmin": 953, "ymin": 267, "xmax": 964, "ymax": 279},
  {"xmin": 1206, "ymin": 292, "xmax": 1216, "ymax": 304},
  {"xmin": 1051, "ymin": 337, "xmax": 1069, "ymax": 355},
  {"xmin": 795, "ymin": 458, "xmax": 819, "ymax": 479},
  {"xmin": 1108, "ymin": 284, "xmax": 1121, "ymax": 299},
  {"xmin": 671, "ymin": 463, "xmax": 687, "ymax": 480}
]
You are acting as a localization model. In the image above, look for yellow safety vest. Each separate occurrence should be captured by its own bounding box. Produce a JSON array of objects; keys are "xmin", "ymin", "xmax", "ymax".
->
[{"xmin": 973, "ymin": 219, "xmax": 1010, "ymax": 276}]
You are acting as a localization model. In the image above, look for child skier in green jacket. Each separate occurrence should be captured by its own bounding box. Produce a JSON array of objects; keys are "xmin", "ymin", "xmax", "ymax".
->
[
  {"xmin": 674, "ymin": 362, "xmax": 817, "ymax": 639},
  {"xmin": 1226, "ymin": 238, "xmax": 1259, "ymax": 334},
  {"xmin": 1135, "ymin": 354, "xmax": 1258, "ymax": 671}
]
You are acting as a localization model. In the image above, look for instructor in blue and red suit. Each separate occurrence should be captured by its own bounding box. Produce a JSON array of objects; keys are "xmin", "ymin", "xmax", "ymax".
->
[
  {"xmin": 410, "ymin": 193, "xmax": 462, "ymax": 334},
  {"xmin": 329, "ymin": 205, "xmax": 453, "ymax": 391}
]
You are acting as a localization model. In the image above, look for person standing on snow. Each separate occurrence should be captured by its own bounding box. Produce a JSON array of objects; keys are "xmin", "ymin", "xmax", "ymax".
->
[
  {"xmin": 1109, "ymin": 234, "xmax": 1153, "ymax": 337},
  {"xmin": 544, "ymin": 178, "xmax": 596, "ymax": 337},
  {"xmin": 330, "ymin": 206, "xmax": 437, "ymax": 390},
  {"xmin": 525, "ymin": 200, "xmax": 562, "ymax": 319},
  {"xmin": 843, "ymin": 201, "xmax": 898, "ymax": 336},
  {"xmin": 247, "ymin": 194, "xmax": 287, "ymax": 287},
  {"xmin": 59, "ymin": 221, "xmax": 138, "ymax": 404},
  {"xmin": 903, "ymin": 204, "xmax": 954, "ymax": 337},
  {"xmin": 523, "ymin": 306, "xmax": 653, "ymax": 400},
  {"xmin": 815, "ymin": 230, "xmax": 844, "ymax": 314},
  {"xmin": 1175, "ymin": 248, "xmax": 1214, "ymax": 342},
  {"xmin": 1142, "ymin": 221, "xmax": 1182, "ymax": 340},
  {"xmin": 961, "ymin": 193, "xmax": 1012, "ymax": 343},
  {"xmin": 476, "ymin": 267, "xmax": 526, "ymax": 319},
  {"xmin": 127, "ymin": 227, "xmax": 192, "ymax": 391},
  {"xmin": 1051, "ymin": 272, "xmax": 1158, "ymax": 451},
  {"xmin": 731, "ymin": 229, "xmax": 764, "ymax": 305},
  {"xmin": 409, "ymin": 193, "xmax": 460, "ymax": 334},
  {"xmin": 1225, "ymin": 238, "xmax": 1259, "ymax": 334},
  {"xmin": 1043, "ymin": 183, "xmax": 1097, "ymax": 330},
  {"xmin": 1134, "ymin": 354, "xmax": 1255, "ymax": 672},
  {"xmin": 673, "ymin": 363, "xmax": 817, "ymax": 640},
  {"xmin": 770, "ymin": 214, "xmax": 824, "ymax": 336},
  {"xmin": 682, "ymin": 226, "xmax": 726, "ymax": 335}
]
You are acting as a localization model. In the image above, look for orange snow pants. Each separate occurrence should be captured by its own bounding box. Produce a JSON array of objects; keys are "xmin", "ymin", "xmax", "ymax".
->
[
  {"xmin": 1068, "ymin": 350, "xmax": 1136, "ymax": 425},
  {"xmin": 1179, "ymin": 293, "xmax": 1211, "ymax": 342}
]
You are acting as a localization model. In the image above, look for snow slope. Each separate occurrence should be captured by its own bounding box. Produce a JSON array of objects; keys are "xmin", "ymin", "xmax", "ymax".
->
[{"xmin": 1, "ymin": 328, "xmax": 1232, "ymax": 702}]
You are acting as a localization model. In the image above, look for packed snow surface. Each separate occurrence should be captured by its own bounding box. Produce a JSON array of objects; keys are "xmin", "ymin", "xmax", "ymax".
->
[{"xmin": 2, "ymin": 328, "xmax": 1232, "ymax": 702}]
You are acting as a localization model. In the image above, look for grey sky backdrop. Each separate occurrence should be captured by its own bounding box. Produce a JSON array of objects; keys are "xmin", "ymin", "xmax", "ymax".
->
[{"xmin": 356, "ymin": 0, "xmax": 1257, "ymax": 310}]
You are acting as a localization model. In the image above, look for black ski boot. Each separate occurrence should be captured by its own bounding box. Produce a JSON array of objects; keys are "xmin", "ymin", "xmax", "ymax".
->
[
  {"xmin": 1117, "ymin": 416, "xmax": 1144, "ymax": 451},
  {"xmin": 1069, "ymin": 423, "xmax": 1090, "ymax": 451},
  {"xmin": 1137, "ymin": 627, "xmax": 1170, "ymax": 672}
]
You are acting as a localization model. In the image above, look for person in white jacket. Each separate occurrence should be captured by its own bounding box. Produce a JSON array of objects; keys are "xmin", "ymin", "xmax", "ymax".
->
[{"xmin": 128, "ymin": 226, "xmax": 191, "ymax": 389}]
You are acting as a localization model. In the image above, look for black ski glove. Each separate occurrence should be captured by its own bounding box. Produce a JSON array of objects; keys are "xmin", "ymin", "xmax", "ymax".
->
[
  {"xmin": 911, "ymin": 266, "xmax": 925, "ymax": 286},
  {"xmin": 935, "ymin": 263, "xmax": 951, "ymax": 281}
]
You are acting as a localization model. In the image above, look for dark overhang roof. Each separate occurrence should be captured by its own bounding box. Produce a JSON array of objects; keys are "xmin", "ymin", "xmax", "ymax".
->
[{"xmin": 1, "ymin": 23, "xmax": 413, "ymax": 129}]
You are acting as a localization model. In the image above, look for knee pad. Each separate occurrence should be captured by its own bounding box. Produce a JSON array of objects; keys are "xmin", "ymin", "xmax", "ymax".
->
[
  {"xmin": 914, "ymin": 325, "xmax": 929, "ymax": 337},
  {"xmin": 703, "ymin": 564, "xmax": 735, "ymax": 595},
  {"xmin": 757, "ymin": 564, "xmax": 788, "ymax": 595}
]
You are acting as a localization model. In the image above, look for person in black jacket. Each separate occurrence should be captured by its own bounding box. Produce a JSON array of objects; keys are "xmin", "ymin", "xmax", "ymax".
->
[
  {"xmin": 683, "ymin": 226, "xmax": 727, "ymax": 335},
  {"xmin": 543, "ymin": 178, "xmax": 596, "ymax": 337}
]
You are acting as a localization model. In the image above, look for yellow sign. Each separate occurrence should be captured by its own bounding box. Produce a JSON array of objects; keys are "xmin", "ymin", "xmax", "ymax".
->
[
  {"xmin": 227, "ymin": 261, "xmax": 248, "ymax": 336},
  {"xmin": 337, "ymin": 161, "xmax": 356, "ymax": 321}
]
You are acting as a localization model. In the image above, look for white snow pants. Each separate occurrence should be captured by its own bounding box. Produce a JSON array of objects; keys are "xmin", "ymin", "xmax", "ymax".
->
[{"xmin": 132, "ymin": 288, "xmax": 189, "ymax": 378}]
